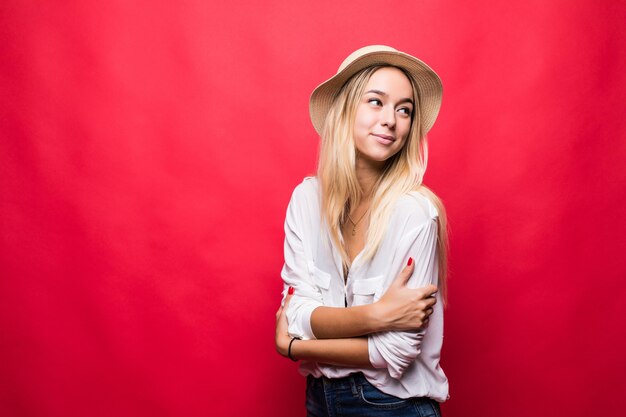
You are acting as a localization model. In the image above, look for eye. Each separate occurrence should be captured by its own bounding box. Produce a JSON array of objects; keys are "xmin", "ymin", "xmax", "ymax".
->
[
  {"xmin": 367, "ymin": 98, "xmax": 383, "ymax": 107},
  {"xmin": 397, "ymin": 107, "xmax": 413, "ymax": 116}
]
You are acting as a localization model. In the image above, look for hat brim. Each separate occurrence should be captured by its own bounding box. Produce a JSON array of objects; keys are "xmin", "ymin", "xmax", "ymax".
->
[{"xmin": 309, "ymin": 49, "xmax": 443, "ymax": 136}]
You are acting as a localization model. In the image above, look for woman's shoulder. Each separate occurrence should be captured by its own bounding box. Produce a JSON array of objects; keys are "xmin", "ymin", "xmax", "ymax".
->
[
  {"xmin": 292, "ymin": 176, "xmax": 318, "ymax": 194},
  {"xmin": 289, "ymin": 176, "xmax": 320, "ymax": 204},
  {"xmin": 395, "ymin": 186, "xmax": 440, "ymax": 225}
]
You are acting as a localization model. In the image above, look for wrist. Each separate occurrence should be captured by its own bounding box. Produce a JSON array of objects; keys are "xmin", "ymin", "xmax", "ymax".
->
[
  {"xmin": 367, "ymin": 302, "xmax": 387, "ymax": 333},
  {"xmin": 288, "ymin": 336, "xmax": 301, "ymax": 361}
]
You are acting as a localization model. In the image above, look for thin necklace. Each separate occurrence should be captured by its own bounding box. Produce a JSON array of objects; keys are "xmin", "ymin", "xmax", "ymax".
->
[{"xmin": 347, "ymin": 208, "xmax": 370, "ymax": 236}]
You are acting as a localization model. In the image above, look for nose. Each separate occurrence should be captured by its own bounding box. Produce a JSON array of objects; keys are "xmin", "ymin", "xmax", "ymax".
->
[{"xmin": 380, "ymin": 106, "xmax": 396, "ymax": 129}]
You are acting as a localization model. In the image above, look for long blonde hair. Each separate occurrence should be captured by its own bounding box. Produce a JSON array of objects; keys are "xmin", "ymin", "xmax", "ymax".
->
[{"xmin": 317, "ymin": 65, "xmax": 448, "ymax": 300}]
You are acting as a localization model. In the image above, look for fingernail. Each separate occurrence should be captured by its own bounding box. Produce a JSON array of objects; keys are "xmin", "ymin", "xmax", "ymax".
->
[
  {"xmin": 407, "ymin": 257, "xmax": 413, "ymax": 266},
  {"xmin": 288, "ymin": 286, "xmax": 294, "ymax": 295}
]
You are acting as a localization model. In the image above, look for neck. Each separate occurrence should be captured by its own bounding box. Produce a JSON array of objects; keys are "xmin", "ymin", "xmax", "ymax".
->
[{"xmin": 355, "ymin": 154, "xmax": 385, "ymax": 199}]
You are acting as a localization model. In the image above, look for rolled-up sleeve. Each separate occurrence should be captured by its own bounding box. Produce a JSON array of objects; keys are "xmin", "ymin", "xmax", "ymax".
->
[
  {"xmin": 280, "ymin": 183, "xmax": 323, "ymax": 340},
  {"xmin": 368, "ymin": 217, "xmax": 439, "ymax": 379}
]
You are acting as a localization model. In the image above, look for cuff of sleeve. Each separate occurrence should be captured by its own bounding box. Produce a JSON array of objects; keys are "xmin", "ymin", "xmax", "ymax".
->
[
  {"xmin": 301, "ymin": 303, "xmax": 318, "ymax": 340},
  {"xmin": 288, "ymin": 302, "xmax": 319, "ymax": 340},
  {"xmin": 368, "ymin": 335, "xmax": 387, "ymax": 369}
]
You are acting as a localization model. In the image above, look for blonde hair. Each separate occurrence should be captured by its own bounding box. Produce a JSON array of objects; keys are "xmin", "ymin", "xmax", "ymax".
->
[{"xmin": 317, "ymin": 66, "xmax": 448, "ymax": 301}]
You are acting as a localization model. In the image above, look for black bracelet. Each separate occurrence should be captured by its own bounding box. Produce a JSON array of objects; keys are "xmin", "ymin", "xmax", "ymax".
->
[{"xmin": 288, "ymin": 336, "xmax": 301, "ymax": 362}]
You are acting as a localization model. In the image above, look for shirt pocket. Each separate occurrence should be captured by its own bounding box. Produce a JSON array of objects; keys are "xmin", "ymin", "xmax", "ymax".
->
[
  {"xmin": 352, "ymin": 275, "xmax": 384, "ymax": 306},
  {"xmin": 312, "ymin": 266, "xmax": 333, "ymax": 305}
]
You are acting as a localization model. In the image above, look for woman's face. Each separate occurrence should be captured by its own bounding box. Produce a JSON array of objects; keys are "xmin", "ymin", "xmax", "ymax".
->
[{"xmin": 353, "ymin": 67, "xmax": 414, "ymax": 167}]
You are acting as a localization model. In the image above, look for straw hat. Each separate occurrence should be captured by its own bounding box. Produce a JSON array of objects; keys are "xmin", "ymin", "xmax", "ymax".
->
[{"xmin": 309, "ymin": 45, "xmax": 443, "ymax": 136}]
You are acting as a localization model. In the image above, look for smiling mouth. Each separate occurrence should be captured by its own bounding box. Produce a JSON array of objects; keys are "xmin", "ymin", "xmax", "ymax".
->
[{"xmin": 372, "ymin": 133, "xmax": 396, "ymax": 144}]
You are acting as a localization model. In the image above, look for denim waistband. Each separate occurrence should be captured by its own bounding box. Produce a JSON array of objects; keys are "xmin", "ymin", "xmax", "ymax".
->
[
  {"xmin": 308, "ymin": 372, "xmax": 371, "ymax": 394},
  {"xmin": 306, "ymin": 372, "xmax": 441, "ymax": 417}
]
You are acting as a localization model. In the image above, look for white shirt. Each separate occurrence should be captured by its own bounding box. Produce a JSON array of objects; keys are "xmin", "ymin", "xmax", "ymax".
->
[{"xmin": 281, "ymin": 177, "xmax": 449, "ymax": 401}]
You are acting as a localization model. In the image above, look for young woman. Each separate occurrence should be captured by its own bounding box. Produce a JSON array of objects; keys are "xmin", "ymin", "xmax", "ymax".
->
[{"xmin": 275, "ymin": 45, "xmax": 449, "ymax": 417}]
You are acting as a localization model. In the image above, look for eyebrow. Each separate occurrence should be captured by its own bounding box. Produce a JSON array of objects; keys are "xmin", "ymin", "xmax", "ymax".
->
[{"xmin": 364, "ymin": 89, "xmax": 414, "ymax": 106}]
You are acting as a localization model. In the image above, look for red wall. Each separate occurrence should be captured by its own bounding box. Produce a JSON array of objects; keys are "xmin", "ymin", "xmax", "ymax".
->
[{"xmin": 2, "ymin": 1, "xmax": 625, "ymax": 416}]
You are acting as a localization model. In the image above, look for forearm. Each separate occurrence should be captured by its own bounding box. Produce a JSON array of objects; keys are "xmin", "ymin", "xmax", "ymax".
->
[
  {"xmin": 309, "ymin": 258, "xmax": 437, "ymax": 339},
  {"xmin": 310, "ymin": 304, "xmax": 385, "ymax": 339},
  {"xmin": 290, "ymin": 336, "xmax": 372, "ymax": 368}
]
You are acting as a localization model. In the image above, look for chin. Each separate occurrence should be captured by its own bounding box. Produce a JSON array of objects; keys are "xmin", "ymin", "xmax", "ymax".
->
[
  {"xmin": 372, "ymin": 149, "xmax": 402, "ymax": 162},
  {"xmin": 357, "ymin": 145, "xmax": 402, "ymax": 165},
  {"xmin": 360, "ymin": 153, "xmax": 395, "ymax": 165}
]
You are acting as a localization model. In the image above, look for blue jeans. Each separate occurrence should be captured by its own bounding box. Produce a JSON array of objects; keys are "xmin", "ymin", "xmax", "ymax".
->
[{"xmin": 306, "ymin": 373, "xmax": 442, "ymax": 417}]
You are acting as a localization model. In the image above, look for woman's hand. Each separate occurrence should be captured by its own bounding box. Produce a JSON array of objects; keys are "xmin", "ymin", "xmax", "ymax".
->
[
  {"xmin": 373, "ymin": 258, "xmax": 438, "ymax": 331},
  {"xmin": 275, "ymin": 287, "xmax": 294, "ymax": 358}
]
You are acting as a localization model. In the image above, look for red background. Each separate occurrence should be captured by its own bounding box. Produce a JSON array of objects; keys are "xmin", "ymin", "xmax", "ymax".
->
[{"xmin": 2, "ymin": 1, "xmax": 625, "ymax": 416}]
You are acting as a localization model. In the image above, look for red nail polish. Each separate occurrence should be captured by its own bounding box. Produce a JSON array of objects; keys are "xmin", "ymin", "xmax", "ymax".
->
[
  {"xmin": 407, "ymin": 257, "xmax": 413, "ymax": 266},
  {"xmin": 288, "ymin": 286, "xmax": 294, "ymax": 295}
]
